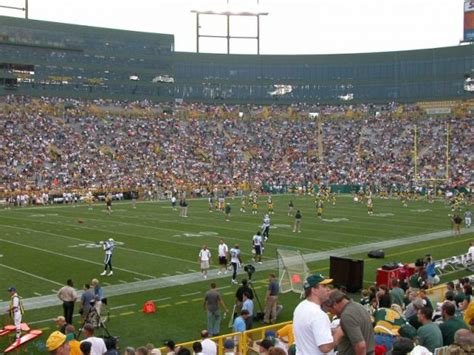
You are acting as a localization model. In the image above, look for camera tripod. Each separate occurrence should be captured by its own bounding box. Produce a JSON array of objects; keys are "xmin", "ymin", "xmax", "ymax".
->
[{"xmin": 77, "ymin": 303, "xmax": 111, "ymax": 339}]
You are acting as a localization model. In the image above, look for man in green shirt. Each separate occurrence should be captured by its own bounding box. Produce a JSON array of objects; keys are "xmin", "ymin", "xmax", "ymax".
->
[
  {"xmin": 417, "ymin": 306, "xmax": 443, "ymax": 352},
  {"xmin": 438, "ymin": 302, "xmax": 468, "ymax": 346}
]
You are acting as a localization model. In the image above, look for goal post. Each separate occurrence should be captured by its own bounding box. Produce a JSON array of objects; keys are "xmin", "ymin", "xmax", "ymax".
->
[{"xmin": 277, "ymin": 248, "xmax": 310, "ymax": 294}]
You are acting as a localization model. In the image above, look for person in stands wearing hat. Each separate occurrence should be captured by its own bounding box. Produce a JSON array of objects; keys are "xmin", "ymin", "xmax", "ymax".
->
[
  {"xmin": 80, "ymin": 323, "xmax": 107, "ymax": 355},
  {"xmin": 223, "ymin": 339, "xmax": 235, "ymax": 355},
  {"xmin": 54, "ymin": 316, "xmax": 67, "ymax": 334},
  {"xmin": 257, "ymin": 338, "xmax": 274, "ymax": 354},
  {"xmin": 324, "ymin": 289, "xmax": 375, "ymax": 355},
  {"xmin": 8, "ymin": 286, "xmax": 23, "ymax": 341},
  {"xmin": 293, "ymin": 273, "xmax": 343, "ymax": 355},
  {"xmin": 46, "ymin": 330, "xmax": 71, "ymax": 354}
]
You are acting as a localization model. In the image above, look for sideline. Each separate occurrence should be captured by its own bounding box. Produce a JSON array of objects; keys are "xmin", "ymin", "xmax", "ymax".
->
[{"xmin": 0, "ymin": 228, "xmax": 470, "ymax": 312}]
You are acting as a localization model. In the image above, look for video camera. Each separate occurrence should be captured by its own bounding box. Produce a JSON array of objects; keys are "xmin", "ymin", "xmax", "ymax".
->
[{"xmin": 244, "ymin": 264, "xmax": 255, "ymax": 281}]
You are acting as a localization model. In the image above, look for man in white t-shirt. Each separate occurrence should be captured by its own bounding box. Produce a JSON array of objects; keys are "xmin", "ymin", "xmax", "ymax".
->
[
  {"xmin": 217, "ymin": 239, "xmax": 229, "ymax": 275},
  {"xmin": 293, "ymin": 273, "xmax": 343, "ymax": 355},
  {"xmin": 199, "ymin": 245, "xmax": 212, "ymax": 279},
  {"xmin": 80, "ymin": 323, "xmax": 107, "ymax": 355}
]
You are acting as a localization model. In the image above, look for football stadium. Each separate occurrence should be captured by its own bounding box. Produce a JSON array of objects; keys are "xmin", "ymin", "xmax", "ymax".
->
[{"xmin": 0, "ymin": 0, "xmax": 473, "ymax": 354}]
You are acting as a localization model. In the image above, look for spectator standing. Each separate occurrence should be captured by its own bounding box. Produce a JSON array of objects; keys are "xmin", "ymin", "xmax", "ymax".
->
[
  {"xmin": 324, "ymin": 289, "xmax": 375, "ymax": 355},
  {"xmin": 293, "ymin": 273, "xmax": 343, "ymax": 355},
  {"xmin": 263, "ymin": 273, "xmax": 279, "ymax": 324},
  {"xmin": 223, "ymin": 339, "xmax": 235, "ymax": 355},
  {"xmin": 65, "ymin": 325, "xmax": 81, "ymax": 355},
  {"xmin": 57, "ymin": 279, "xmax": 77, "ymax": 325},
  {"xmin": 204, "ymin": 283, "xmax": 229, "ymax": 336},
  {"xmin": 439, "ymin": 302, "xmax": 468, "ymax": 346},
  {"xmin": 416, "ymin": 306, "xmax": 443, "ymax": 352}
]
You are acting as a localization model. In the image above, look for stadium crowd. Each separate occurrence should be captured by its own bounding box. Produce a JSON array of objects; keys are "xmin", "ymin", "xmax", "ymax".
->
[
  {"xmin": 1, "ymin": 96, "xmax": 472, "ymax": 195},
  {"xmin": 42, "ymin": 273, "xmax": 474, "ymax": 354}
]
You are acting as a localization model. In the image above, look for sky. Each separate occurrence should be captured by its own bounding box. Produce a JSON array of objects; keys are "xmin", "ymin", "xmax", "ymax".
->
[{"xmin": 0, "ymin": 0, "xmax": 466, "ymax": 55}]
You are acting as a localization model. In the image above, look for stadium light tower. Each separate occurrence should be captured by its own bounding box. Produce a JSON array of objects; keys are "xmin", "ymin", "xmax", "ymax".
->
[
  {"xmin": 191, "ymin": 1, "xmax": 268, "ymax": 55},
  {"xmin": 0, "ymin": 0, "xmax": 28, "ymax": 19}
]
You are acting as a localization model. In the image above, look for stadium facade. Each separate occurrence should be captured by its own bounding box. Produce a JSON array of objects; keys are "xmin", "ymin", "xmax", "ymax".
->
[{"xmin": 0, "ymin": 15, "xmax": 473, "ymax": 103}]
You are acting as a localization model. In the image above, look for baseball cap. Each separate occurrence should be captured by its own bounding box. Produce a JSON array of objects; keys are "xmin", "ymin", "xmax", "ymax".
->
[
  {"xmin": 46, "ymin": 331, "xmax": 67, "ymax": 351},
  {"xmin": 303, "ymin": 273, "xmax": 333, "ymax": 289},
  {"xmin": 54, "ymin": 316, "xmax": 66, "ymax": 323},
  {"xmin": 264, "ymin": 330, "xmax": 276, "ymax": 338},
  {"xmin": 257, "ymin": 339, "xmax": 274, "ymax": 350},
  {"xmin": 224, "ymin": 339, "xmax": 235, "ymax": 349},
  {"xmin": 200, "ymin": 330, "xmax": 209, "ymax": 338},
  {"xmin": 164, "ymin": 340, "xmax": 175, "ymax": 349},
  {"xmin": 7, "ymin": 286, "xmax": 16, "ymax": 292}
]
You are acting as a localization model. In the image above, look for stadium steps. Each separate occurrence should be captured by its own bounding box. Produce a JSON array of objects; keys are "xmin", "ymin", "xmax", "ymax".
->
[{"xmin": 3, "ymin": 228, "xmax": 470, "ymax": 311}]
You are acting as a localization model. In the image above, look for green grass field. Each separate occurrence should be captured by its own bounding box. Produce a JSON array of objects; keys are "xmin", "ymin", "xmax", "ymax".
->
[{"xmin": 0, "ymin": 194, "xmax": 472, "ymax": 352}]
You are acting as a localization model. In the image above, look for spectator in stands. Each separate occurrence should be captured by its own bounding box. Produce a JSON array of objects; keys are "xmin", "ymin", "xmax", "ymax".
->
[
  {"xmin": 192, "ymin": 341, "xmax": 204, "ymax": 355},
  {"xmin": 80, "ymin": 341, "xmax": 92, "ymax": 355},
  {"xmin": 46, "ymin": 330, "xmax": 71, "ymax": 354},
  {"xmin": 439, "ymin": 302, "xmax": 469, "ymax": 346},
  {"xmin": 324, "ymin": 289, "xmax": 375, "ymax": 355},
  {"xmin": 123, "ymin": 347, "xmax": 135, "ymax": 355},
  {"xmin": 416, "ymin": 306, "xmax": 443, "ymax": 352},
  {"xmin": 391, "ymin": 337, "xmax": 414, "ymax": 355},
  {"xmin": 390, "ymin": 279, "xmax": 405, "ymax": 308},
  {"xmin": 447, "ymin": 328, "xmax": 474, "ymax": 353},
  {"xmin": 54, "ymin": 316, "xmax": 67, "ymax": 334},
  {"xmin": 64, "ymin": 325, "xmax": 81, "ymax": 355},
  {"xmin": 277, "ymin": 323, "xmax": 295, "ymax": 348},
  {"xmin": 376, "ymin": 285, "xmax": 391, "ymax": 308},
  {"xmin": 199, "ymin": 330, "xmax": 217, "ymax": 355},
  {"xmin": 223, "ymin": 339, "xmax": 235, "ymax": 355},
  {"xmin": 268, "ymin": 348, "xmax": 287, "ymax": 355},
  {"xmin": 256, "ymin": 338, "xmax": 274, "ymax": 354},
  {"xmin": 417, "ymin": 289, "xmax": 433, "ymax": 310},
  {"xmin": 403, "ymin": 290, "xmax": 418, "ymax": 319},
  {"xmin": 164, "ymin": 340, "xmax": 176, "ymax": 355},
  {"xmin": 177, "ymin": 348, "xmax": 191, "ymax": 355},
  {"xmin": 293, "ymin": 273, "xmax": 343, "ymax": 355},
  {"xmin": 135, "ymin": 347, "xmax": 148, "ymax": 355}
]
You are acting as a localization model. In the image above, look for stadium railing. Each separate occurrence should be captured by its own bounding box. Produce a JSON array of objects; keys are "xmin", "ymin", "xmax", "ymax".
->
[{"xmin": 154, "ymin": 320, "xmax": 292, "ymax": 354}]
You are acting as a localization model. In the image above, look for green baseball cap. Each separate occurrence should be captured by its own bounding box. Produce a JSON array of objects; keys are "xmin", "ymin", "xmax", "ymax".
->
[{"xmin": 304, "ymin": 273, "xmax": 333, "ymax": 289}]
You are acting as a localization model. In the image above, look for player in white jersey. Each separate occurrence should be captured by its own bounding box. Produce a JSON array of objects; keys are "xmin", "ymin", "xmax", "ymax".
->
[
  {"xmin": 100, "ymin": 238, "xmax": 115, "ymax": 276},
  {"xmin": 465, "ymin": 210, "xmax": 472, "ymax": 228},
  {"xmin": 198, "ymin": 245, "xmax": 212, "ymax": 279},
  {"xmin": 252, "ymin": 231, "xmax": 264, "ymax": 264},
  {"xmin": 230, "ymin": 244, "xmax": 242, "ymax": 284},
  {"xmin": 217, "ymin": 239, "xmax": 229, "ymax": 275},
  {"xmin": 261, "ymin": 214, "xmax": 271, "ymax": 241}
]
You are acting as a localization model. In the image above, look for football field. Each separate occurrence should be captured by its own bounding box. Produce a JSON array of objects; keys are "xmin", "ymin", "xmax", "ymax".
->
[{"xmin": 0, "ymin": 194, "xmax": 472, "ymax": 350}]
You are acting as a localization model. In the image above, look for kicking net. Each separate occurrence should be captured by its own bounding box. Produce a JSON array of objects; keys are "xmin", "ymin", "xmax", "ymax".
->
[{"xmin": 277, "ymin": 248, "xmax": 310, "ymax": 294}]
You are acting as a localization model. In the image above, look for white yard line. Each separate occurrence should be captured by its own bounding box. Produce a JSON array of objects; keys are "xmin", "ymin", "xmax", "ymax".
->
[
  {"xmin": 0, "ymin": 238, "xmax": 156, "ymax": 279},
  {"xmin": 0, "ymin": 263, "xmax": 63, "ymax": 286}
]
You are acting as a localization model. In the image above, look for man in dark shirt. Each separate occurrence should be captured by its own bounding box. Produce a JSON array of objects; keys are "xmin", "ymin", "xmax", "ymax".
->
[
  {"xmin": 439, "ymin": 302, "xmax": 468, "ymax": 346},
  {"xmin": 324, "ymin": 289, "xmax": 375, "ymax": 355},
  {"xmin": 263, "ymin": 273, "xmax": 279, "ymax": 324}
]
